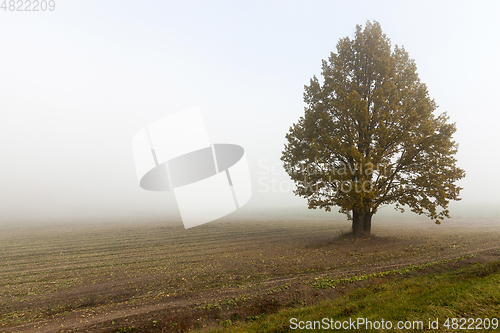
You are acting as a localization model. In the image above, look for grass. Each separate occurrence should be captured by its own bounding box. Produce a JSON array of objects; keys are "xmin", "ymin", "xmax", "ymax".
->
[
  {"xmin": 210, "ymin": 260, "xmax": 500, "ymax": 332},
  {"xmin": 311, "ymin": 254, "xmax": 476, "ymax": 289}
]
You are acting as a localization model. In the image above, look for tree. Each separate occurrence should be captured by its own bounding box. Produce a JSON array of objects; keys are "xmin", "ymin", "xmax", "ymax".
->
[{"xmin": 281, "ymin": 21, "xmax": 465, "ymax": 238}]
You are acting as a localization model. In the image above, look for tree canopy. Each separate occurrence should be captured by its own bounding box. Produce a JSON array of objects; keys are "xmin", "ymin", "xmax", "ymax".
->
[{"xmin": 281, "ymin": 21, "xmax": 465, "ymax": 237}]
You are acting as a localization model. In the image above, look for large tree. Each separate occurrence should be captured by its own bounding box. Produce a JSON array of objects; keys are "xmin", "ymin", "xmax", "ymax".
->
[{"xmin": 281, "ymin": 21, "xmax": 465, "ymax": 237}]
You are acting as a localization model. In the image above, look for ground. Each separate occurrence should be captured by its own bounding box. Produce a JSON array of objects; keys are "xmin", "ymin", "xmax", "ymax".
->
[{"xmin": 1, "ymin": 215, "xmax": 499, "ymax": 332}]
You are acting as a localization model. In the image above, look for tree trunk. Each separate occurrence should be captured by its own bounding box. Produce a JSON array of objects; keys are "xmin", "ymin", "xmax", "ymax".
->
[
  {"xmin": 352, "ymin": 210, "xmax": 372, "ymax": 238},
  {"xmin": 352, "ymin": 210, "xmax": 364, "ymax": 238},
  {"xmin": 363, "ymin": 213, "xmax": 372, "ymax": 236},
  {"xmin": 352, "ymin": 211, "xmax": 358, "ymax": 232}
]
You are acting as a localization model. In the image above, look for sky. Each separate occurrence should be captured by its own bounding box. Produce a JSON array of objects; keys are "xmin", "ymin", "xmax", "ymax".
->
[{"xmin": 1, "ymin": 0, "xmax": 499, "ymax": 223}]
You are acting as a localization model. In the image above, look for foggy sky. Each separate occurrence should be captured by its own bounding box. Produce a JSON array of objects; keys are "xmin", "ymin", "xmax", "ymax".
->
[{"xmin": 1, "ymin": 0, "xmax": 499, "ymax": 223}]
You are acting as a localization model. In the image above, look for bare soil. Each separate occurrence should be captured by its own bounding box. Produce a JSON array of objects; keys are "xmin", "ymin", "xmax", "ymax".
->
[{"xmin": 1, "ymin": 216, "xmax": 499, "ymax": 332}]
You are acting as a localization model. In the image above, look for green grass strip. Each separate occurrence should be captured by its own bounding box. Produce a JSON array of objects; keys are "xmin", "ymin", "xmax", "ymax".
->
[
  {"xmin": 311, "ymin": 254, "xmax": 476, "ymax": 289},
  {"xmin": 210, "ymin": 258, "xmax": 500, "ymax": 332}
]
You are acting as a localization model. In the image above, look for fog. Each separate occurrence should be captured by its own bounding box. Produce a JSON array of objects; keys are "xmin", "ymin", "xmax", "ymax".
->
[{"xmin": 1, "ymin": 1, "xmax": 499, "ymax": 224}]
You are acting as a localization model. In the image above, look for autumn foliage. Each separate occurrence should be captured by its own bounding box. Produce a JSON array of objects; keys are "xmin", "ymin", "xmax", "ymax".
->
[{"xmin": 281, "ymin": 21, "xmax": 465, "ymax": 237}]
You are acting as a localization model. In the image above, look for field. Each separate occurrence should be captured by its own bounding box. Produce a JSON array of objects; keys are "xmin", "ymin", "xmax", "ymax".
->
[
  {"xmin": 1, "ymin": 214, "xmax": 500, "ymax": 332},
  {"xmin": 215, "ymin": 257, "xmax": 500, "ymax": 332}
]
